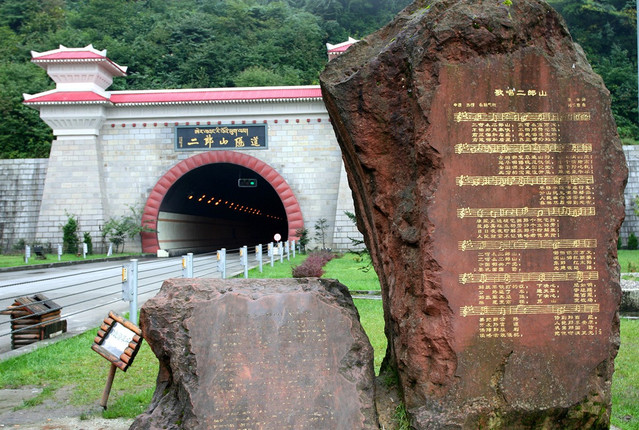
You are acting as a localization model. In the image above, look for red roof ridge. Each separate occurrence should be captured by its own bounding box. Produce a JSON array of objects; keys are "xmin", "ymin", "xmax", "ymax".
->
[
  {"xmin": 31, "ymin": 44, "xmax": 127, "ymax": 75},
  {"xmin": 109, "ymin": 86, "xmax": 323, "ymax": 105},
  {"xmin": 24, "ymin": 86, "xmax": 323, "ymax": 106},
  {"xmin": 326, "ymin": 37, "xmax": 359, "ymax": 53},
  {"xmin": 24, "ymin": 90, "xmax": 110, "ymax": 105}
]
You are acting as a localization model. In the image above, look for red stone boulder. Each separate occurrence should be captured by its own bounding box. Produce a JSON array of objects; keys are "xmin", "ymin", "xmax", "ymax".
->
[
  {"xmin": 320, "ymin": 0, "xmax": 627, "ymax": 427},
  {"xmin": 130, "ymin": 278, "xmax": 378, "ymax": 429}
]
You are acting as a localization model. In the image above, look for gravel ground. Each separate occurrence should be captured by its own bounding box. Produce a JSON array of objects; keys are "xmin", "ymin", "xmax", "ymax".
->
[{"xmin": 0, "ymin": 386, "xmax": 133, "ymax": 429}]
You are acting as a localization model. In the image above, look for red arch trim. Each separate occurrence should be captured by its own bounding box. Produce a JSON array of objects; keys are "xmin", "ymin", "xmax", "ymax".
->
[{"xmin": 141, "ymin": 151, "xmax": 304, "ymax": 253}]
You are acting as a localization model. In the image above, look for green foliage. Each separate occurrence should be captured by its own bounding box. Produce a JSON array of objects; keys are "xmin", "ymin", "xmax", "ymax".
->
[
  {"xmin": 394, "ymin": 402, "xmax": 412, "ymax": 430},
  {"xmin": 102, "ymin": 205, "xmax": 156, "ymax": 253},
  {"xmin": 101, "ymin": 217, "xmax": 129, "ymax": 253},
  {"xmin": 0, "ymin": 0, "xmax": 412, "ymax": 158},
  {"xmin": 234, "ymin": 65, "xmax": 301, "ymax": 87},
  {"xmin": 628, "ymin": 233, "xmax": 638, "ymax": 250},
  {"xmin": 0, "ymin": 62, "xmax": 53, "ymax": 159},
  {"xmin": 0, "ymin": 0, "xmax": 637, "ymax": 156},
  {"xmin": 616, "ymin": 250, "xmax": 639, "ymax": 273},
  {"xmin": 548, "ymin": 0, "xmax": 638, "ymax": 140},
  {"xmin": 61, "ymin": 213, "xmax": 79, "ymax": 254},
  {"xmin": 323, "ymin": 252, "xmax": 380, "ymax": 290},
  {"xmin": 593, "ymin": 45, "xmax": 639, "ymax": 140},
  {"xmin": 295, "ymin": 227, "xmax": 309, "ymax": 253},
  {"xmin": 82, "ymin": 232, "xmax": 93, "ymax": 255},
  {"xmin": 0, "ymin": 252, "xmax": 141, "ymax": 267},
  {"xmin": 611, "ymin": 319, "xmax": 639, "ymax": 429},
  {"xmin": 0, "ymin": 329, "xmax": 157, "ymax": 419},
  {"xmin": 314, "ymin": 217, "xmax": 330, "ymax": 250},
  {"xmin": 11, "ymin": 238, "xmax": 26, "ymax": 253}
]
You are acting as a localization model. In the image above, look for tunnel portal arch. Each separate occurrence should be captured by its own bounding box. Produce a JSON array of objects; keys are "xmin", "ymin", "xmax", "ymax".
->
[{"xmin": 141, "ymin": 151, "xmax": 303, "ymax": 253}]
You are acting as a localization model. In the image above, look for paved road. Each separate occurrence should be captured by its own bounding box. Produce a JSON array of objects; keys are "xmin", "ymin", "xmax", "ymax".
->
[{"xmin": 0, "ymin": 253, "xmax": 258, "ymax": 354}]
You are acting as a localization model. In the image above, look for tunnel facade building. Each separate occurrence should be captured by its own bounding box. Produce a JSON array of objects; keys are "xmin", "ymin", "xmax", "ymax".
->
[{"xmin": 17, "ymin": 44, "xmax": 361, "ymax": 253}]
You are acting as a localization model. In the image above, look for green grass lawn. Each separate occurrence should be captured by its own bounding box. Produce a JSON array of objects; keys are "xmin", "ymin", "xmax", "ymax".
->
[
  {"xmin": 0, "ymin": 253, "xmax": 144, "ymax": 268},
  {"xmin": 323, "ymin": 252, "xmax": 381, "ymax": 291},
  {"xmin": 1, "ymin": 252, "xmax": 638, "ymax": 428},
  {"xmin": 612, "ymin": 318, "xmax": 639, "ymax": 429},
  {"xmin": 617, "ymin": 249, "xmax": 639, "ymax": 273},
  {"xmin": 0, "ymin": 330, "xmax": 157, "ymax": 418},
  {"xmin": 246, "ymin": 253, "xmax": 307, "ymax": 278}
]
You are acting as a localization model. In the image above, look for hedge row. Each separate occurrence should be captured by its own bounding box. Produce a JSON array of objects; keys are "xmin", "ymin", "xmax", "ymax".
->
[{"xmin": 292, "ymin": 250, "xmax": 336, "ymax": 278}]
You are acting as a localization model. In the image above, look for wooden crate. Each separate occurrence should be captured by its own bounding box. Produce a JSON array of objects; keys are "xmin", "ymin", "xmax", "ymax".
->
[{"xmin": 1, "ymin": 294, "xmax": 67, "ymax": 349}]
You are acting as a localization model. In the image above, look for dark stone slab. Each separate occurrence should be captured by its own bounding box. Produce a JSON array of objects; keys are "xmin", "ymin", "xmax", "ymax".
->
[
  {"xmin": 130, "ymin": 278, "xmax": 378, "ymax": 429},
  {"xmin": 320, "ymin": 0, "xmax": 627, "ymax": 428}
]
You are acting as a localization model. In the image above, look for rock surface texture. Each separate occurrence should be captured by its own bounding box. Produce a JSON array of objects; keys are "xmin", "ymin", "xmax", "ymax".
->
[
  {"xmin": 129, "ymin": 278, "xmax": 377, "ymax": 429},
  {"xmin": 320, "ymin": 0, "xmax": 627, "ymax": 428}
]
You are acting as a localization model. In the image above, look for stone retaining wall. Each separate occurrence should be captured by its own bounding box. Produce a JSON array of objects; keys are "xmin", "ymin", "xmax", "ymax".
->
[{"xmin": 0, "ymin": 159, "xmax": 47, "ymax": 252}]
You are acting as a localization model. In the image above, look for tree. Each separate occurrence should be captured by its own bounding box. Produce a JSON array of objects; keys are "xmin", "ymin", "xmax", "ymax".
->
[
  {"xmin": 0, "ymin": 63, "xmax": 53, "ymax": 158},
  {"xmin": 61, "ymin": 213, "xmax": 79, "ymax": 254},
  {"xmin": 83, "ymin": 232, "xmax": 93, "ymax": 255},
  {"xmin": 345, "ymin": 210, "xmax": 372, "ymax": 271},
  {"xmin": 593, "ymin": 45, "xmax": 638, "ymax": 140},
  {"xmin": 314, "ymin": 218, "xmax": 330, "ymax": 250},
  {"xmin": 295, "ymin": 227, "xmax": 309, "ymax": 253},
  {"xmin": 2, "ymin": 0, "xmax": 637, "ymax": 159},
  {"xmin": 101, "ymin": 217, "xmax": 129, "ymax": 253},
  {"xmin": 234, "ymin": 66, "xmax": 299, "ymax": 87},
  {"xmin": 101, "ymin": 205, "xmax": 156, "ymax": 253},
  {"xmin": 548, "ymin": 0, "xmax": 638, "ymax": 140}
]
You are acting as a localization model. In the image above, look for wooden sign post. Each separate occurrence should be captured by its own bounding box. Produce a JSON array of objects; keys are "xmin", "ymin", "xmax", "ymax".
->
[{"xmin": 91, "ymin": 311, "xmax": 143, "ymax": 409}]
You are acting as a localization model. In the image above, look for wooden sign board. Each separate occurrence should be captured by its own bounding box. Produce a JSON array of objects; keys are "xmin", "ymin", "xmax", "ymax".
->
[{"xmin": 92, "ymin": 311, "xmax": 142, "ymax": 372}]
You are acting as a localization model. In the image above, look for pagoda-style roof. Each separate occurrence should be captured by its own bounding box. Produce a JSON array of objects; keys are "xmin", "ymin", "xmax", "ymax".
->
[
  {"xmin": 326, "ymin": 37, "xmax": 359, "ymax": 59},
  {"xmin": 24, "ymin": 90, "xmax": 110, "ymax": 105},
  {"xmin": 31, "ymin": 44, "xmax": 127, "ymax": 76}
]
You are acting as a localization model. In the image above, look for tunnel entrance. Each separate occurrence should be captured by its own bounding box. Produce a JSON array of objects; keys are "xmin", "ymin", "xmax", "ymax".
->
[
  {"xmin": 158, "ymin": 163, "xmax": 287, "ymax": 253},
  {"xmin": 141, "ymin": 151, "xmax": 303, "ymax": 254}
]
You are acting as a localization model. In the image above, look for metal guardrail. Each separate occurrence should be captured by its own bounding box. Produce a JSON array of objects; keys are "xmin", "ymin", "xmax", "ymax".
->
[{"xmin": 0, "ymin": 240, "xmax": 297, "ymax": 351}]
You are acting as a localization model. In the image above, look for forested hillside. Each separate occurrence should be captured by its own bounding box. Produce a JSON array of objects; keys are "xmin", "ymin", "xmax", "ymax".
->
[{"xmin": 0, "ymin": 0, "xmax": 636, "ymax": 158}]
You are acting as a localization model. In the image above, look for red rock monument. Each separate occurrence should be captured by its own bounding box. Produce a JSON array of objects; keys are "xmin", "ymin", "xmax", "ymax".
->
[
  {"xmin": 320, "ymin": 0, "xmax": 627, "ymax": 427},
  {"xmin": 130, "ymin": 278, "xmax": 378, "ymax": 429}
]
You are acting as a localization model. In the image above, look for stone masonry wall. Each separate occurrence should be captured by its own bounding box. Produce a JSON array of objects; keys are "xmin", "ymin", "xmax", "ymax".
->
[
  {"xmin": 35, "ymin": 136, "xmax": 107, "ymax": 252},
  {"xmin": 3, "ymin": 144, "xmax": 635, "ymax": 253},
  {"xmin": 0, "ymin": 158, "xmax": 48, "ymax": 252},
  {"xmin": 97, "ymin": 117, "xmax": 350, "ymax": 251},
  {"xmin": 621, "ymin": 145, "xmax": 639, "ymax": 245}
]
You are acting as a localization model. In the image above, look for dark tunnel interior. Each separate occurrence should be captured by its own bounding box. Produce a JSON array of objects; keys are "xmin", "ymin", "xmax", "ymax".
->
[{"xmin": 158, "ymin": 163, "xmax": 288, "ymax": 253}]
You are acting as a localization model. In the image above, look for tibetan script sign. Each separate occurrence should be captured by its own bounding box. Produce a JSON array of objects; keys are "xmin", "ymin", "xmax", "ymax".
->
[{"xmin": 175, "ymin": 124, "xmax": 267, "ymax": 151}]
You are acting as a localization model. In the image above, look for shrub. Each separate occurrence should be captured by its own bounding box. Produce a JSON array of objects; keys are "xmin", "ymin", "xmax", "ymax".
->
[
  {"xmin": 12, "ymin": 238, "xmax": 26, "ymax": 253},
  {"xmin": 83, "ymin": 232, "xmax": 93, "ymax": 255},
  {"xmin": 312, "ymin": 249, "xmax": 336, "ymax": 265},
  {"xmin": 314, "ymin": 218, "xmax": 330, "ymax": 250},
  {"xmin": 295, "ymin": 227, "xmax": 309, "ymax": 253},
  {"xmin": 292, "ymin": 257, "xmax": 325, "ymax": 278},
  {"xmin": 628, "ymin": 233, "xmax": 638, "ymax": 250},
  {"xmin": 291, "ymin": 251, "xmax": 336, "ymax": 278},
  {"xmin": 62, "ymin": 214, "xmax": 80, "ymax": 254}
]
